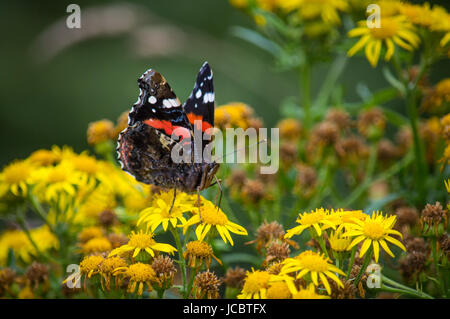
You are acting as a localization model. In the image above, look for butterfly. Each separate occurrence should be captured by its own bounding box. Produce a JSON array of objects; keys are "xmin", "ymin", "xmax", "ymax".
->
[{"xmin": 117, "ymin": 62, "xmax": 220, "ymax": 212}]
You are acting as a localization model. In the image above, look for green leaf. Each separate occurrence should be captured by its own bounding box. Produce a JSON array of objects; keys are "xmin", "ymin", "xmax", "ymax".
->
[
  {"xmin": 382, "ymin": 67, "xmax": 406, "ymax": 95},
  {"xmin": 230, "ymin": 26, "xmax": 280, "ymax": 56}
]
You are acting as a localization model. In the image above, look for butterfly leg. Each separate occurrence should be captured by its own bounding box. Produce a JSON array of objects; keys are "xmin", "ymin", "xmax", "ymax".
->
[
  {"xmin": 213, "ymin": 175, "xmax": 223, "ymax": 211},
  {"xmin": 169, "ymin": 188, "xmax": 177, "ymax": 214}
]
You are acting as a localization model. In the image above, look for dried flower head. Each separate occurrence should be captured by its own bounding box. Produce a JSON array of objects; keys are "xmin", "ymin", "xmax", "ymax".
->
[
  {"xmin": 357, "ymin": 108, "xmax": 386, "ymax": 139},
  {"xmin": 98, "ymin": 209, "xmax": 118, "ymax": 228},
  {"xmin": 0, "ymin": 268, "xmax": 16, "ymax": 296},
  {"xmin": 263, "ymin": 240, "xmax": 291, "ymax": 266},
  {"xmin": 395, "ymin": 126, "xmax": 413, "ymax": 155},
  {"xmin": 223, "ymin": 266, "xmax": 246, "ymax": 289},
  {"xmin": 242, "ymin": 179, "xmax": 266, "ymax": 204},
  {"xmin": 107, "ymin": 233, "xmax": 129, "ymax": 249},
  {"xmin": 325, "ymin": 108, "xmax": 352, "ymax": 131},
  {"xmin": 295, "ymin": 163, "xmax": 317, "ymax": 197},
  {"xmin": 280, "ymin": 143, "xmax": 298, "ymax": 167},
  {"xmin": 151, "ymin": 255, "xmax": 177, "ymax": 289},
  {"xmin": 226, "ymin": 169, "xmax": 247, "ymax": 189},
  {"xmin": 377, "ymin": 139, "xmax": 399, "ymax": 163},
  {"xmin": 26, "ymin": 262, "xmax": 49, "ymax": 290},
  {"xmin": 184, "ymin": 240, "xmax": 222, "ymax": 269},
  {"xmin": 193, "ymin": 270, "xmax": 221, "ymax": 299},
  {"xmin": 328, "ymin": 278, "xmax": 356, "ymax": 299},
  {"xmin": 247, "ymin": 221, "xmax": 286, "ymax": 253},
  {"xmin": 395, "ymin": 207, "xmax": 419, "ymax": 228},
  {"xmin": 335, "ymin": 136, "xmax": 369, "ymax": 164},
  {"xmin": 420, "ymin": 202, "xmax": 448, "ymax": 236},
  {"xmin": 399, "ymin": 251, "xmax": 427, "ymax": 281}
]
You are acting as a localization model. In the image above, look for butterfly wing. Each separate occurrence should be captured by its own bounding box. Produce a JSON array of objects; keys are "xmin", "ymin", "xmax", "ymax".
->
[
  {"xmin": 183, "ymin": 61, "xmax": 215, "ymax": 133},
  {"xmin": 128, "ymin": 68, "xmax": 191, "ymax": 141}
]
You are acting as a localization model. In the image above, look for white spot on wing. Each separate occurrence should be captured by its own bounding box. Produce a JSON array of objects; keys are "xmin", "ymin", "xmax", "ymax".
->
[
  {"xmin": 169, "ymin": 98, "xmax": 180, "ymax": 107},
  {"xmin": 203, "ymin": 92, "xmax": 214, "ymax": 103},
  {"xmin": 163, "ymin": 99, "xmax": 172, "ymax": 108},
  {"xmin": 148, "ymin": 96, "xmax": 157, "ymax": 104},
  {"xmin": 195, "ymin": 89, "xmax": 202, "ymax": 99}
]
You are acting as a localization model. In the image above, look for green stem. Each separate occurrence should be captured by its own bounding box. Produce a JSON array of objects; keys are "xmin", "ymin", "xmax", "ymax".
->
[
  {"xmin": 406, "ymin": 88, "xmax": 427, "ymax": 206},
  {"xmin": 28, "ymin": 192, "xmax": 54, "ymax": 232},
  {"xmin": 315, "ymin": 234, "xmax": 330, "ymax": 259},
  {"xmin": 300, "ymin": 64, "xmax": 311, "ymax": 130},
  {"xmin": 381, "ymin": 276, "xmax": 434, "ymax": 299},
  {"xmin": 431, "ymin": 237, "xmax": 446, "ymax": 297},
  {"xmin": 185, "ymin": 267, "xmax": 197, "ymax": 299},
  {"xmin": 347, "ymin": 246, "xmax": 357, "ymax": 278},
  {"xmin": 354, "ymin": 247, "xmax": 373, "ymax": 287},
  {"xmin": 170, "ymin": 226, "xmax": 187, "ymax": 298}
]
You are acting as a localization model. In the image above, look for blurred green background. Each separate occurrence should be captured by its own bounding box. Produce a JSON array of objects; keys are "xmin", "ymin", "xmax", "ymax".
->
[{"xmin": 1, "ymin": 0, "xmax": 449, "ymax": 167}]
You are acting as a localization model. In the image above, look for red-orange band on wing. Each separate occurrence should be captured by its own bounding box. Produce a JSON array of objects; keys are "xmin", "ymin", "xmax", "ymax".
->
[{"xmin": 187, "ymin": 112, "xmax": 212, "ymax": 132}]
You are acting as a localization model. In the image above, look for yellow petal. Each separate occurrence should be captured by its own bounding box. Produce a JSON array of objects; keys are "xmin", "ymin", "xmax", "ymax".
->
[{"xmin": 360, "ymin": 238, "xmax": 372, "ymax": 257}]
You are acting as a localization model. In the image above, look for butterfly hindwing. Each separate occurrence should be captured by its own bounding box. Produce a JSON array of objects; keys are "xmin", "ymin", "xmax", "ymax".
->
[{"xmin": 183, "ymin": 62, "xmax": 215, "ymax": 133}]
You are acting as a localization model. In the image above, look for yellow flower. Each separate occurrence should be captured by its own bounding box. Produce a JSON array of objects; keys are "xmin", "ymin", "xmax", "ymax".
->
[
  {"xmin": 69, "ymin": 152, "xmax": 100, "ymax": 177},
  {"xmin": 292, "ymin": 283, "xmax": 330, "ymax": 299},
  {"xmin": 0, "ymin": 226, "xmax": 58, "ymax": 265},
  {"xmin": 77, "ymin": 226, "xmax": 105, "ymax": 243},
  {"xmin": 237, "ymin": 269, "xmax": 272, "ymax": 299},
  {"xmin": 182, "ymin": 200, "xmax": 247, "ymax": 246},
  {"xmin": 28, "ymin": 149, "xmax": 59, "ymax": 166},
  {"xmin": 229, "ymin": 0, "xmax": 249, "ymax": 9},
  {"xmin": 113, "ymin": 262, "xmax": 157, "ymax": 296},
  {"xmin": 32, "ymin": 162, "xmax": 83, "ymax": 203},
  {"xmin": 99, "ymin": 256, "xmax": 127, "ymax": 291},
  {"xmin": 343, "ymin": 210, "xmax": 406, "ymax": 262},
  {"xmin": 80, "ymin": 237, "xmax": 112, "ymax": 255},
  {"xmin": 108, "ymin": 230, "xmax": 176, "ymax": 260},
  {"xmin": 137, "ymin": 190, "xmax": 190, "ymax": 232},
  {"xmin": 87, "ymin": 119, "xmax": 115, "ymax": 145},
  {"xmin": 266, "ymin": 281, "xmax": 292, "ymax": 299},
  {"xmin": 214, "ymin": 102, "xmax": 254, "ymax": 129},
  {"xmin": 0, "ymin": 160, "xmax": 35, "ymax": 197},
  {"xmin": 64, "ymin": 255, "xmax": 104, "ymax": 290},
  {"xmin": 347, "ymin": 15, "xmax": 420, "ymax": 67},
  {"xmin": 278, "ymin": 0, "xmax": 348, "ymax": 25},
  {"xmin": 285, "ymin": 208, "xmax": 339, "ymax": 238},
  {"xmin": 280, "ymin": 250, "xmax": 345, "ymax": 295},
  {"xmin": 445, "ymin": 179, "xmax": 450, "ymax": 194},
  {"xmin": 184, "ymin": 240, "xmax": 222, "ymax": 269},
  {"xmin": 328, "ymin": 229, "xmax": 352, "ymax": 252}
]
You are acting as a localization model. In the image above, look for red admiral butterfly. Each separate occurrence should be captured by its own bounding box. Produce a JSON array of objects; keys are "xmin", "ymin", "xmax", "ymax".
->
[{"xmin": 117, "ymin": 62, "xmax": 220, "ymax": 212}]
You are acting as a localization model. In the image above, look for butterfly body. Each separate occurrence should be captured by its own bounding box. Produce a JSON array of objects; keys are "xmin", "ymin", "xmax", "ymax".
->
[{"xmin": 117, "ymin": 62, "xmax": 219, "ymax": 193}]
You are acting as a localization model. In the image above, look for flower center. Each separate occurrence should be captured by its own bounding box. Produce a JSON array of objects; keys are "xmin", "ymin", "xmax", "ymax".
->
[
  {"xmin": 100, "ymin": 257, "xmax": 127, "ymax": 274},
  {"xmin": 369, "ymin": 17, "xmax": 399, "ymax": 39},
  {"xmin": 186, "ymin": 241, "xmax": 213, "ymax": 257},
  {"xmin": 363, "ymin": 220, "xmax": 385, "ymax": 239},
  {"xmin": 243, "ymin": 271, "xmax": 271, "ymax": 293},
  {"xmin": 296, "ymin": 251, "xmax": 330, "ymax": 272},
  {"xmin": 47, "ymin": 167, "xmax": 69, "ymax": 183},
  {"xmin": 127, "ymin": 263, "xmax": 155, "ymax": 282},
  {"xmin": 80, "ymin": 255, "xmax": 104, "ymax": 274},
  {"xmin": 201, "ymin": 207, "xmax": 228, "ymax": 225},
  {"xmin": 128, "ymin": 232, "xmax": 155, "ymax": 249}
]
